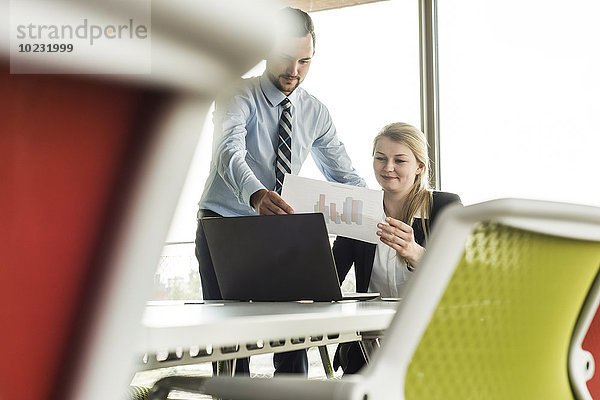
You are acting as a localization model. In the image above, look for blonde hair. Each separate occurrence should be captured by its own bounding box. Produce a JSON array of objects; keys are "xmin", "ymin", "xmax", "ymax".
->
[{"xmin": 373, "ymin": 122, "xmax": 433, "ymax": 235}]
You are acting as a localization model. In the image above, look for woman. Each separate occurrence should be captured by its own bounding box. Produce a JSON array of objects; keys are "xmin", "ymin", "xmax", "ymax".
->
[{"xmin": 332, "ymin": 122, "xmax": 462, "ymax": 374}]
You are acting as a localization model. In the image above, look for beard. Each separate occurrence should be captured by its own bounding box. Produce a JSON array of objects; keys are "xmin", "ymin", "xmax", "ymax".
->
[{"xmin": 269, "ymin": 72, "xmax": 301, "ymax": 94}]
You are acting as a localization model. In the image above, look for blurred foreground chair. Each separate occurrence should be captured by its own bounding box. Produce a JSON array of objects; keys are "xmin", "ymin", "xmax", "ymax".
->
[
  {"xmin": 0, "ymin": 1, "xmax": 273, "ymax": 399},
  {"xmin": 149, "ymin": 198, "xmax": 600, "ymax": 400}
]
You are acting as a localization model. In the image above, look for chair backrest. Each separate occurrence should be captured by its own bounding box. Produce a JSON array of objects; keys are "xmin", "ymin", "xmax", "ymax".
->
[
  {"xmin": 0, "ymin": 1, "xmax": 274, "ymax": 400},
  {"xmin": 571, "ymin": 255, "xmax": 600, "ymax": 400},
  {"xmin": 362, "ymin": 199, "xmax": 600, "ymax": 400}
]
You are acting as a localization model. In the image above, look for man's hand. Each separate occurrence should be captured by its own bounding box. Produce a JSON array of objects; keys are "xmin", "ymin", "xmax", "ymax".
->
[{"xmin": 250, "ymin": 189, "xmax": 295, "ymax": 215}]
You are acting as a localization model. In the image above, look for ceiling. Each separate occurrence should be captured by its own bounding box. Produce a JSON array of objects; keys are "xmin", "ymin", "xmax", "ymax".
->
[{"xmin": 276, "ymin": 0, "xmax": 388, "ymax": 12}]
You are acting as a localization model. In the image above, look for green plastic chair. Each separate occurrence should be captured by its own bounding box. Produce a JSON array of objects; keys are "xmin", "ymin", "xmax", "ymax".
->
[
  {"xmin": 403, "ymin": 220, "xmax": 599, "ymax": 399},
  {"xmin": 149, "ymin": 199, "xmax": 600, "ymax": 400}
]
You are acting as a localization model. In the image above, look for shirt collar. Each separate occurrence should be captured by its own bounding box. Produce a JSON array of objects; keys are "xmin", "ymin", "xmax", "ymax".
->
[{"xmin": 260, "ymin": 73, "xmax": 299, "ymax": 108}]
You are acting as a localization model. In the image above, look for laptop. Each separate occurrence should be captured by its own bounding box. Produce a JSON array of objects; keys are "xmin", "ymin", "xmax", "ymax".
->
[{"xmin": 202, "ymin": 213, "xmax": 379, "ymax": 302}]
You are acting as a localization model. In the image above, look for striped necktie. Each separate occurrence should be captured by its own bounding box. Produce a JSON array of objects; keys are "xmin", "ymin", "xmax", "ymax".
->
[{"xmin": 274, "ymin": 98, "xmax": 292, "ymax": 194}]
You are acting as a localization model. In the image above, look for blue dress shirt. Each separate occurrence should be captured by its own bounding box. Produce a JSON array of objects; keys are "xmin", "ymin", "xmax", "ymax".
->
[{"xmin": 199, "ymin": 73, "xmax": 366, "ymax": 217}]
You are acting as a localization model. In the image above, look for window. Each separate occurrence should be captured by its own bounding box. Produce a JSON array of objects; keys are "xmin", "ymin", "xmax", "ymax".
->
[
  {"xmin": 302, "ymin": 0, "xmax": 420, "ymax": 189},
  {"xmin": 438, "ymin": 0, "xmax": 600, "ymax": 206}
]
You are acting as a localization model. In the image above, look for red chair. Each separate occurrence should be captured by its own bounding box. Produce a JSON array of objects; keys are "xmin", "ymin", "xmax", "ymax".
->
[
  {"xmin": 0, "ymin": 1, "xmax": 273, "ymax": 399},
  {"xmin": 572, "ymin": 276, "xmax": 600, "ymax": 399},
  {"xmin": 0, "ymin": 64, "xmax": 170, "ymax": 400},
  {"xmin": 583, "ymin": 311, "xmax": 600, "ymax": 398}
]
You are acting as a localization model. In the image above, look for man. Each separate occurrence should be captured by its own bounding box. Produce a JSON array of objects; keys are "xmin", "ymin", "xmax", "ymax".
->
[{"xmin": 195, "ymin": 7, "xmax": 366, "ymax": 375}]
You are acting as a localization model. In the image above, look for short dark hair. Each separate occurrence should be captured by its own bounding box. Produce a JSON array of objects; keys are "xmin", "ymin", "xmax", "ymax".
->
[{"xmin": 278, "ymin": 7, "xmax": 316, "ymax": 48}]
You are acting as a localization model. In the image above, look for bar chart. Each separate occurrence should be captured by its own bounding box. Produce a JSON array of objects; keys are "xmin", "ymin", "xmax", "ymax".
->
[
  {"xmin": 313, "ymin": 194, "xmax": 363, "ymax": 225},
  {"xmin": 281, "ymin": 174, "xmax": 383, "ymax": 243}
]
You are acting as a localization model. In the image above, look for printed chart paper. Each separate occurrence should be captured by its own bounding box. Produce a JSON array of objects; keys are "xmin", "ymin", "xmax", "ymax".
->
[{"xmin": 281, "ymin": 174, "xmax": 384, "ymax": 244}]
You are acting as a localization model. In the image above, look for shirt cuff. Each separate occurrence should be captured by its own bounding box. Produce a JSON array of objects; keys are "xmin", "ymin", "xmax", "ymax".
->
[{"xmin": 241, "ymin": 180, "xmax": 267, "ymax": 209}]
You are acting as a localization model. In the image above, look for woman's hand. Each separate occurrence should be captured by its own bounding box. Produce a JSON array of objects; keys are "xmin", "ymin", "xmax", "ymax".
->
[{"xmin": 377, "ymin": 216, "xmax": 425, "ymax": 266}]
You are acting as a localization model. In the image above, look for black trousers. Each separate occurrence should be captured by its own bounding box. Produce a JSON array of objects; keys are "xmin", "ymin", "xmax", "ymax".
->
[{"xmin": 195, "ymin": 209, "xmax": 308, "ymax": 375}]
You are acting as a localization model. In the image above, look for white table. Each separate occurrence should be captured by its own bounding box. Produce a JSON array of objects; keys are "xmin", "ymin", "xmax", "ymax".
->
[{"xmin": 138, "ymin": 300, "xmax": 398, "ymax": 371}]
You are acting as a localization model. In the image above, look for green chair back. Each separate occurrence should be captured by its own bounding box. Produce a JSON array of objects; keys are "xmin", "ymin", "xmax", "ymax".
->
[{"xmin": 405, "ymin": 222, "xmax": 600, "ymax": 399}]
